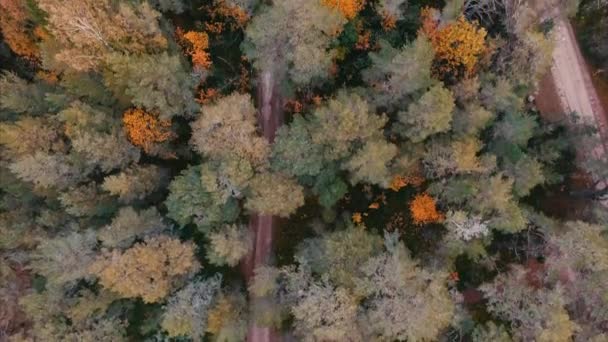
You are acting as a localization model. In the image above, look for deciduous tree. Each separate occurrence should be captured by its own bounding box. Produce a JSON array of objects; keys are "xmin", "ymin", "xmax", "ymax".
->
[
  {"xmin": 243, "ymin": 0, "xmax": 346, "ymax": 84},
  {"xmin": 90, "ymin": 235, "xmax": 199, "ymax": 303},
  {"xmin": 103, "ymin": 52, "xmax": 198, "ymax": 119},
  {"xmin": 245, "ymin": 172, "xmax": 304, "ymax": 217},
  {"xmin": 161, "ymin": 275, "xmax": 222, "ymax": 339},
  {"xmin": 396, "ymin": 84, "xmax": 455, "ymax": 142},
  {"xmin": 98, "ymin": 206, "xmax": 166, "ymax": 248},
  {"xmin": 37, "ymin": 0, "xmax": 167, "ymax": 71},
  {"xmin": 190, "ymin": 93, "xmax": 269, "ymax": 169}
]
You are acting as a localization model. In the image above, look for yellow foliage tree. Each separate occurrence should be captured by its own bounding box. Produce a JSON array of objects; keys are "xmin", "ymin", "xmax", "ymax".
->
[
  {"xmin": 409, "ymin": 193, "xmax": 444, "ymax": 225},
  {"xmin": 89, "ymin": 236, "xmax": 200, "ymax": 303},
  {"xmin": 322, "ymin": 0, "xmax": 365, "ymax": 19},
  {"xmin": 420, "ymin": 7, "xmax": 487, "ymax": 78},
  {"xmin": 123, "ymin": 108, "xmax": 173, "ymax": 153}
]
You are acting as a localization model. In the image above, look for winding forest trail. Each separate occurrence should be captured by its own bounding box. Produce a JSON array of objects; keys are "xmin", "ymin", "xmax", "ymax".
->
[{"xmin": 241, "ymin": 70, "xmax": 283, "ymax": 342}]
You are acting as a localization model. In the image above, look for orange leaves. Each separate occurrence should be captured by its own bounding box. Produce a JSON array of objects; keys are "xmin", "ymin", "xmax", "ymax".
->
[
  {"xmin": 123, "ymin": 108, "xmax": 173, "ymax": 152},
  {"xmin": 0, "ymin": 0, "xmax": 40, "ymax": 60},
  {"xmin": 206, "ymin": 0, "xmax": 250, "ymax": 30},
  {"xmin": 420, "ymin": 7, "xmax": 487, "ymax": 78},
  {"xmin": 352, "ymin": 212, "xmax": 363, "ymax": 224},
  {"xmin": 390, "ymin": 175, "xmax": 408, "ymax": 191},
  {"xmin": 322, "ymin": 0, "xmax": 365, "ymax": 19},
  {"xmin": 409, "ymin": 193, "xmax": 444, "ymax": 225},
  {"xmin": 389, "ymin": 174, "xmax": 425, "ymax": 191},
  {"xmin": 381, "ymin": 13, "xmax": 397, "ymax": 31},
  {"xmin": 197, "ymin": 88, "xmax": 220, "ymax": 105},
  {"xmin": 355, "ymin": 30, "xmax": 371, "ymax": 51},
  {"xmin": 176, "ymin": 28, "xmax": 212, "ymax": 70}
]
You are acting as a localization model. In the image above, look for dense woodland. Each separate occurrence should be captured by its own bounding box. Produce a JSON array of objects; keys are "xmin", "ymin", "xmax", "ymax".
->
[{"xmin": 0, "ymin": 0, "xmax": 607, "ymax": 341}]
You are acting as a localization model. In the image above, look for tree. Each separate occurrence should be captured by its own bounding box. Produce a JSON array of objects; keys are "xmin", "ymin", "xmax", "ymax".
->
[
  {"xmin": 165, "ymin": 165, "xmax": 240, "ymax": 230},
  {"xmin": 321, "ymin": 0, "xmax": 364, "ymax": 19},
  {"xmin": 343, "ymin": 139, "xmax": 397, "ymax": 187},
  {"xmin": 409, "ymin": 192, "xmax": 445, "ymax": 225},
  {"xmin": 58, "ymin": 182, "xmax": 117, "ymax": 218},
  {"xmin": 161, "ymin": 275, "xmax": 222, "ymax": 340},
  {"xmin": 243, "ymin": 0, "xmax": 346, "ymax": 84},
  {"xmin": 451, "ymin": 103, "xmax": 494, "ymax": 136},
  {"xmin": 271, "ymin": 115, "xmax": 325, "ymax": 178},
  {"xmin": 295, "ymin": 225, "xmax": 383, "ymax": 290},
  {"xmin": 176, "ymin": 29, "xmax": 212, "ymax": 70},
  {"xmin": 480, "ymin": 76, "xmax": 524, "ymax": 113},
  {"xmin": 355, "ymin": 234, "xmax": 454, "ymax": 341},
  {"xmin": 9, "ymin": 152, "xmax": 85, "ymax": 190},
  {"xmin": 205, "ymin": 291, "xmax": 248, "ymax": 341},
  {"xmin": 122, "ymin": 108, "xmax": 173, "ymax": 154},
  {"xmin": 37, "ymin": 0, "xmax": 167, "ymax": 71},
  {"xmin": 190, "ymin": 93, "xmax": 269, "ymax": 169},
  {"xmin": 420, "ymin": 8, "xmax": 487, "ymax": 78},
  {"xmin": 29, "ymin": 231, "xmax": 97, "ymax": 288},
  {"xmin": 397, "ymin": 84, "xmax": 455, "ymax": 142},
  {"xmin": 492, "ymin": 111, "xmax": 538, "ymax": 147},
  {"xmin": 206, "ymin": 224, "xmax": 252, "ymax": 267},
  {"xmin": 377, "ymin": 0, "xmax": 408, "ymax": 23},
  {"xmin": 90, "ymin": 235, "xmax": 200, "ymax": 303},
  {"xmin": 289, "ymin": 277, "xmax": 360, "ymax": 341},
  {"xmin": 101, "ymin": 165, "xmax": 164, "ymax": 203},
  {"xmin": 245, "ymin": 172, "xmax": 304, "ymax": 217},
  {"xmin": 310, "ymin": 91, "xmax": 387, "ymax": 160},
  {"xmin": 576, "ymin": 0, "xmax": 608, "ymax": 75},
  {"xmin": 0, "ymin": 116, "xmax": 65, "ymax": 160},
  {"xmin": 363, "ymin": 37, "xmax": 435, "ymax": 107},
  {"xmin": 103, "ymin": 52, "xmax": 198, "ymax": 119},
  {"xmin": 97, "ymin": 206, "xmax": 166, "ymax": 249},
  {"xmin": 0, "ymin": 0, "xmax": 39, "ymax": 59},
  {"xmin": 0, "ymin": 72, "xmax": 48, "ymax": 115},
  {"xmin": 480, "ymin": 266, "xmax": 578, "ymax": 342},
  {"xmin": 70, "ymin": 129, "xmax": 140, "ymax": 173}
]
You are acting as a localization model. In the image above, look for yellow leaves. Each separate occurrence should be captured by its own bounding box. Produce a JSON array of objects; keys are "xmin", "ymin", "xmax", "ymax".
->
[
  {"xmin": 322, "ymin": 0, "xmax": 365, "ymax": 19},
  {"xmin": 90, "ymin": 236, "xmax": 199, "ymax": 303},
  {"xmin": 123, "ymin": 108, "xmax": 173, "ymax": 153},
  {"xmin": 409, "ymin": 193, "xmax": 444, "ymax": 225},
  {"xmin": 420, "ymin": 7, "xmax": 487, "ymax": 78}
]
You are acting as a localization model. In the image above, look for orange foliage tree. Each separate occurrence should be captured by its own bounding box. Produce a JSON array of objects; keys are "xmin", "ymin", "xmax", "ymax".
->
[
  {"xmin": 389, "ymin": 174, "xmax": 425, "ymax": 191},
  {"xmin": 0, "ymin": 0, "xmax": 39, "ymax": 60},
  {"xmin": 409, "ymin": 193, "xmax": 444, "ymax": 225},
  {"xmin": 322, "ymin": 0, "xmax": 365, "ymax": 19},
  {"xmin": 420, "ymin": 7, "xmax": 487, "ymax": 78},
  {"xmin": 176, "ymin": 28, "xmax": 212, "ymax": 70},
  {"xmin": 200, "ymin": 0, "xmax": 250, "ymax": 34},
  {"xmin": 123, "ymin": 108, "xmax": 173, "ymax": 152}
]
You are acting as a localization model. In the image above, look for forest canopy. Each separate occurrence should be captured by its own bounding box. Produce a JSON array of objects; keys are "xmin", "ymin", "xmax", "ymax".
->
[{"xmin": 0, "ymin": 0, "xmax": 606, "ymax": 341}]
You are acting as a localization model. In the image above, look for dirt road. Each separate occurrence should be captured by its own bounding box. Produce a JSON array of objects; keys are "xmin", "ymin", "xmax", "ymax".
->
[
  {"xmin": 547, "ymin": 18, "xmax": 607, "ymax": 203},
  {"xmin": 241, "ymin": 70, "xmax": 284, "ymax": 342},
  {"xmin": 550, "ymin": 19, "xmax": 608, "ymax": 152}
]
